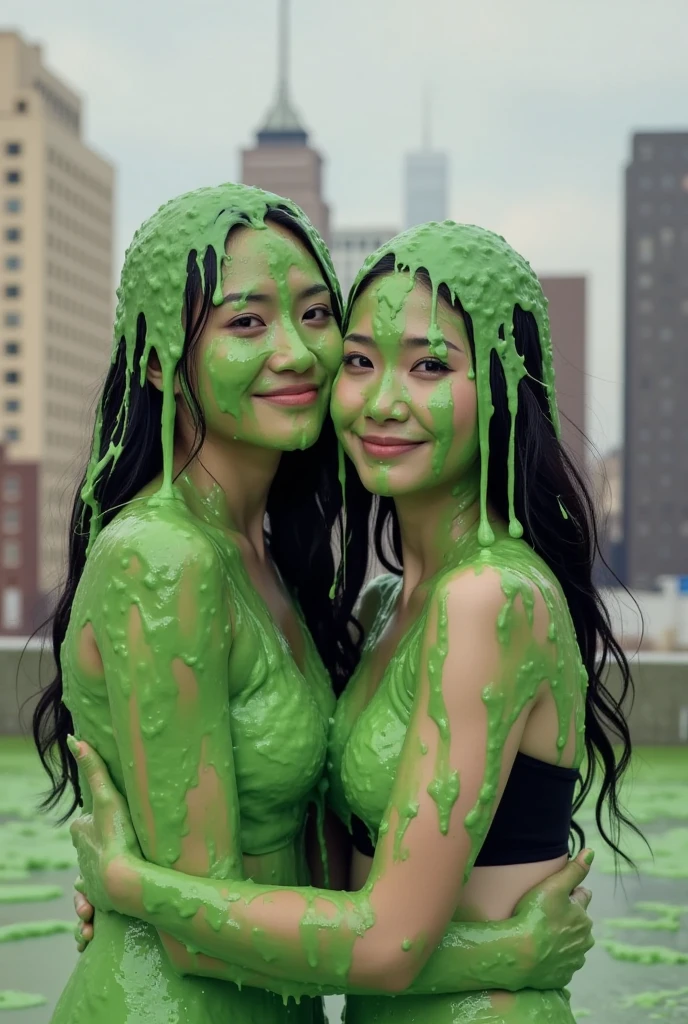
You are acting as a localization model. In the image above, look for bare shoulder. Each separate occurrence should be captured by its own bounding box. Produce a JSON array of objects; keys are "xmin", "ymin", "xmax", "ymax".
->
[
  {"xmin": 86, "ymin": 498, "xmax": 223, "ymax": 584},
  {"xmin": 431, "ymin": 555, "xmax": 555, "ymax": 636}
]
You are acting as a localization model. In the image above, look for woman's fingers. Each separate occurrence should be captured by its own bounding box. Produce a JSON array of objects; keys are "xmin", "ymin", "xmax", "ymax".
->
[
  {"xmin": 570, "ymin": 886, "xmax": 593, "ymax": 909},
  {"xmin": 74, "ymin": 891, "xmax": 94, "ymax": 922}
]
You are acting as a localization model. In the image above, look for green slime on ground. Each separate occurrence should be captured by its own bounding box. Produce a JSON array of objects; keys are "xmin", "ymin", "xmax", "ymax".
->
[{"xmin": 0, "ymin": 990, "xmax": 48, "ymax": 1010}]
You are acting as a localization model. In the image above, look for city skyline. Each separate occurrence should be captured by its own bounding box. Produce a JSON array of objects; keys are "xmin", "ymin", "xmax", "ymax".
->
[{"xmin": 3, "ymin": 0, "xmax": 687, "ymax": 458}]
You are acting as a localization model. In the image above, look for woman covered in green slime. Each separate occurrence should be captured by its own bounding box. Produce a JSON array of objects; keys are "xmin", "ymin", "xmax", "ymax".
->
[{"xmin": 62, "ymin": 219, "xmax": 636, "ymax": 1022}]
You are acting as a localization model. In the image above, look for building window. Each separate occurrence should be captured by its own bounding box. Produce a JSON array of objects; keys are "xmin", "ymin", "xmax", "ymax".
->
[
  {"xmin": 638, "ymin": 272, "xmax": 653, "ymax": 289},
  {"xmin": 5, "ymin": 171, "xmax": 21, "ymax": 185},
  {"xmin": 638, "ymin": 299, "xmax": 654, "ymax": 314},
  {"xmin": 4, "ymin": 314, "xmax": 20, "ymax": 327},
  {"xmin": 15, "ymin": 100, "xmax": 27, "ymax": 114},
  {"xmin": 2, "ymin": 476, "xmax": 21, "ymax": 502},
  {"xmin": 661, "ymin": 173, "xmax": 675, "ymax": 191},
  {"xmin": 637, "ymin": 237, "xmax": 654, "ymax": 263},
  {"xmin": 639, "ymin": 142, "xmax": 653, "ymax": 160},
  {"xmin": 4, "ymin": 286, "xmax": 20, "ymax": 299},
  {"xmin": 4, "ymin": 372, "xmax": 20, "ymax": 384},
  {"xmin": 2, "ymin": 541, "xmax": 21, "ymax": 569},
  {"xmin": 5, "ymin": 142, "xmax": 22, "ymax": 156},
  {"xmin": 2, "ymin": 587, "xmax": 23, "ymax": 630},
  {"xmin": 659, "ymin": 327, "xmax": 674, "ymax": 342},
  {"xmin": 5, "ymin": 229, "xmax": 21, "ymax": 242},
  {"xmin": 5, "ymin": 257, "xmax": 21, "ymax": 271},
  {"xmin": 4, "ymin": 343, "xmax": 20, "ymax": 356},
  {"xmin": 659, "ymin": 227, "xmax": 675, "ymax": 245},
  {"xmin": 3, "ymin": 508, "xmax": 20, "ymax": 533},
  {"xmin": 4, "ymin": 429, "xmax": 20, "ymax": 443},
  {"xmin": 5, "ymin": 199, "xmax": 21, "ymax": 214},
  {"xmin": 5, "ymin": 400, "xmax": 20, "ymax": 413}
]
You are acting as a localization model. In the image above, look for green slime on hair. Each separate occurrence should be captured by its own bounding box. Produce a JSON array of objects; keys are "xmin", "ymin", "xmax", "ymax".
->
[
  {"xmin": 80, "ymin": 182, "xmax": 341, "ymax": 554},
  {"xmin": 345, "ymin": 221, "xmax": 560, "ymax": 545}
]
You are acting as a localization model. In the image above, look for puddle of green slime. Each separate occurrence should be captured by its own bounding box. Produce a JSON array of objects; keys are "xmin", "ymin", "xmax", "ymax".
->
[
  {"xmin": 600, "ymin": 939, "xmax": 688, "ymax": 966},
  {"xmin": 0, "ymin": 990, "xmax": 48, "ymax": 1010},
  {"xmin": 0, "ymin": 920, "xmax": 75, "ymax": 943},
  {"xmin": 0, "ymin": 885, "xmax": 63, "ymax": 903}
]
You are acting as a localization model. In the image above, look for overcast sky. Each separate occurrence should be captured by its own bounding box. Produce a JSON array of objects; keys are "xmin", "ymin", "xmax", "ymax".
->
[{"xmin": 7, "ymin": 0, "xmax": 688, "ymax": 454}]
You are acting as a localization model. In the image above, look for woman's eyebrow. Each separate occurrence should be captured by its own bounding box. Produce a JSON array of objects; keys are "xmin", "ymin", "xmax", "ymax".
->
[{"xmin": 222, "ymin": 292, "xmax": 270, "ymax": 305}]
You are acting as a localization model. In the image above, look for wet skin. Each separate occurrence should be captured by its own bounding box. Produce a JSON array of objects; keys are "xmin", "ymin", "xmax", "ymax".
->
[{"xmin": 68, "ymin": 221, "xmax": 595, "ymax": 1023}]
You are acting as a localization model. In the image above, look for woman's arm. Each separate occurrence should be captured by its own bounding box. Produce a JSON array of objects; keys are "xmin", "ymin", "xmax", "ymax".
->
[
  {"xmin": 71, "ymin": 564, "xmax": 591, "ymax": 996},
  {"xmin": 82, "ymin": 512, "xmax": 251, "ymax": 969}
]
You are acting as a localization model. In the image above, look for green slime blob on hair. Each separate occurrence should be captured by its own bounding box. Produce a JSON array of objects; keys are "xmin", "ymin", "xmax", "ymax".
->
[
  {"xmin": 80, "ymin": 182, "xmax": 341, "ymax": 554},
  {"xmin": 346, "ymin": 221, "xmax": 559, "ymax": 546}
]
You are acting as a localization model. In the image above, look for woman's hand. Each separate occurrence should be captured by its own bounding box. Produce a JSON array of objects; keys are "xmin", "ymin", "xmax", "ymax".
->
[
  {"xmin": 67, "ymin": 736, "xmax": 143, "ymax": 916},
  {"xmin": 513, "ymin": 849, "xmax": 595, "ymax": 990},
  {"xmin": 74, "ymin": 888, "xmax": 94, "ymax": 953}
]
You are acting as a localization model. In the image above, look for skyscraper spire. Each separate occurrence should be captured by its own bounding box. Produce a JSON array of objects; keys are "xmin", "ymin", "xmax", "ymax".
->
[
  {"xmin": 422, "ymin": 85, "xmax": 432, "ymax": 150},
  {"xmin": 257, "ymin": 0, "xmax": 308, "ymax": 146}
]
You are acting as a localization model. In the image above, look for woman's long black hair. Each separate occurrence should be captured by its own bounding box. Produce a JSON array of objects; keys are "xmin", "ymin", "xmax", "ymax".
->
[
  {"xmin": 33, "ymin": 207, "xmax": 366, "ymax": 821},
  {"xmin": 342, "ymin": 253, "xmax": 641, "ymax": 865}
]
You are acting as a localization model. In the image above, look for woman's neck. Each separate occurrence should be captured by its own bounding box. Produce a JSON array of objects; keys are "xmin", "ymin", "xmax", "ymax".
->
[
  {"xmin": 172, "ymin": 427, "xmax": 281, "ymax": 560},
  {"xmin": 394, "ymin": 466, "xmax": 484, "ymax": 601}
]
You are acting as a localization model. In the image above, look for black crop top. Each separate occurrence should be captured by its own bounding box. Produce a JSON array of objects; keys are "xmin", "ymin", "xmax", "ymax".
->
[{"xmin": 350, "ymin": 751, "xmax": 580, "ymax": 866}]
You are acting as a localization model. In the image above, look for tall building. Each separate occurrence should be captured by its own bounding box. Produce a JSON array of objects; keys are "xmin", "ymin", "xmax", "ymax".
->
[
  {"xmin": 0, "ymin": 31, "xmax": 114, "ymax": 634},
  {"xmin": 404, "ymin": 94, "xmax": 449, "ymax": 229},
  {"xmin": 540, "ymin": 276, "xmax": 587, "ymax": 468},
  {"xmin": 241, "ymin": 0, "xmax": 330, "ymax": 242},
  {"xmin": 623, "ymin": 132, "xmax": 688, "ymax": 589},
  {"xmin": 331, "ymin": 227, "xmax": 398, "ymax": 298}
]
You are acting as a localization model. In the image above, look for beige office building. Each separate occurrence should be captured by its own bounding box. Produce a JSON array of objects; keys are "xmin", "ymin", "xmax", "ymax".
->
[{"xmin": 0, "ymin": 31, "xmax": 114, "ymax": 634}]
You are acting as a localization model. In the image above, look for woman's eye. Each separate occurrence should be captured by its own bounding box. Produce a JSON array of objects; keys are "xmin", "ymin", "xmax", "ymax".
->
[
  {"xmin": 343, "ymin": 353, "xmax": 374, "ymax": 370},
  {"xmin": 229, "ymin": 315, "xmax": 264, "ymax": 330},
  {"xmin": 303, "ymin": 305, "xmax": 332, "ymax": 323},
  {"xmin": 413, "ymin": 358, "xmax": 450, "ymax": 375}
]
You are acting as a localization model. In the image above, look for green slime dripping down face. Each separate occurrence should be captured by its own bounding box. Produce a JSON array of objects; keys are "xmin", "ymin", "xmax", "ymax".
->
[
  {"xmin": 337, "ymin": 221, "xmax": 559, "ymax": 546},
  {"xmin": 81, "ymin": 182, "xmax": 341, "ymax": 554}
]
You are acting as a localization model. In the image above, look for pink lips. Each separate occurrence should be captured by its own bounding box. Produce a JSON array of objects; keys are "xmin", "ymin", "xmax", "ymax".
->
[
  {"xmin": 255, "ymin": 384, "xmax": 320, "ymax": 407},
  {"xmin": 359, "ymin": 435, "xmax": 425, "ymax": 459}
]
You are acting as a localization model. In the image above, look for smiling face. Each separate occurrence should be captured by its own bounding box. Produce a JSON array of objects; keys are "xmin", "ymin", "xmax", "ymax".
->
[
  {"xmin": 331, "ymin": 272, "xmax": 479, "ymax": 497},
  {"xmin": 192, "ymin": 220, "xmax": 343, "ymax": 452}
]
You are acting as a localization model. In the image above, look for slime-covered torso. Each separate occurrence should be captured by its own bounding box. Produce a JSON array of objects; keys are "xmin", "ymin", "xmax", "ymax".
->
[
  {"xmin": 55, "ymin": 497, "xmax": 334, "ymax": 1024},
  {"xmin": 329, "ymin": 537, "xmax": 586, "ymax": 1024}
]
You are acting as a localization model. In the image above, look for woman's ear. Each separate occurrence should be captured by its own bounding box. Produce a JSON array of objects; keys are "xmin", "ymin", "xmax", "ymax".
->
[{"xmin": 146, "ymin": 349, "xmax": 164, "ymax": 393}]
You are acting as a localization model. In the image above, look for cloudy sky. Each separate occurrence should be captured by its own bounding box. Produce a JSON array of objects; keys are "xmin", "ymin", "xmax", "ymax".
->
[{"xmin": 7, "ymin": 0, "xmax": 688, "ymax": 453}]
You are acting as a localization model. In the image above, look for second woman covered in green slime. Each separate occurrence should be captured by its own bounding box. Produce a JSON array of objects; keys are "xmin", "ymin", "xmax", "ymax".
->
[{"xmin": 67, "ymin": 218, "xmax": 635, "ymax": 1022}]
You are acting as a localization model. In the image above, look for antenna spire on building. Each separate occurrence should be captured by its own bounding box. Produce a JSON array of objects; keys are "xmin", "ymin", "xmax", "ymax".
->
[
  {"xmin": 422, "ymin": 86, "xmax": 432, "ymax": 150},
  {"xmin": 257, "ymin": 0, "xmax": 308, "ymax": 145}
]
